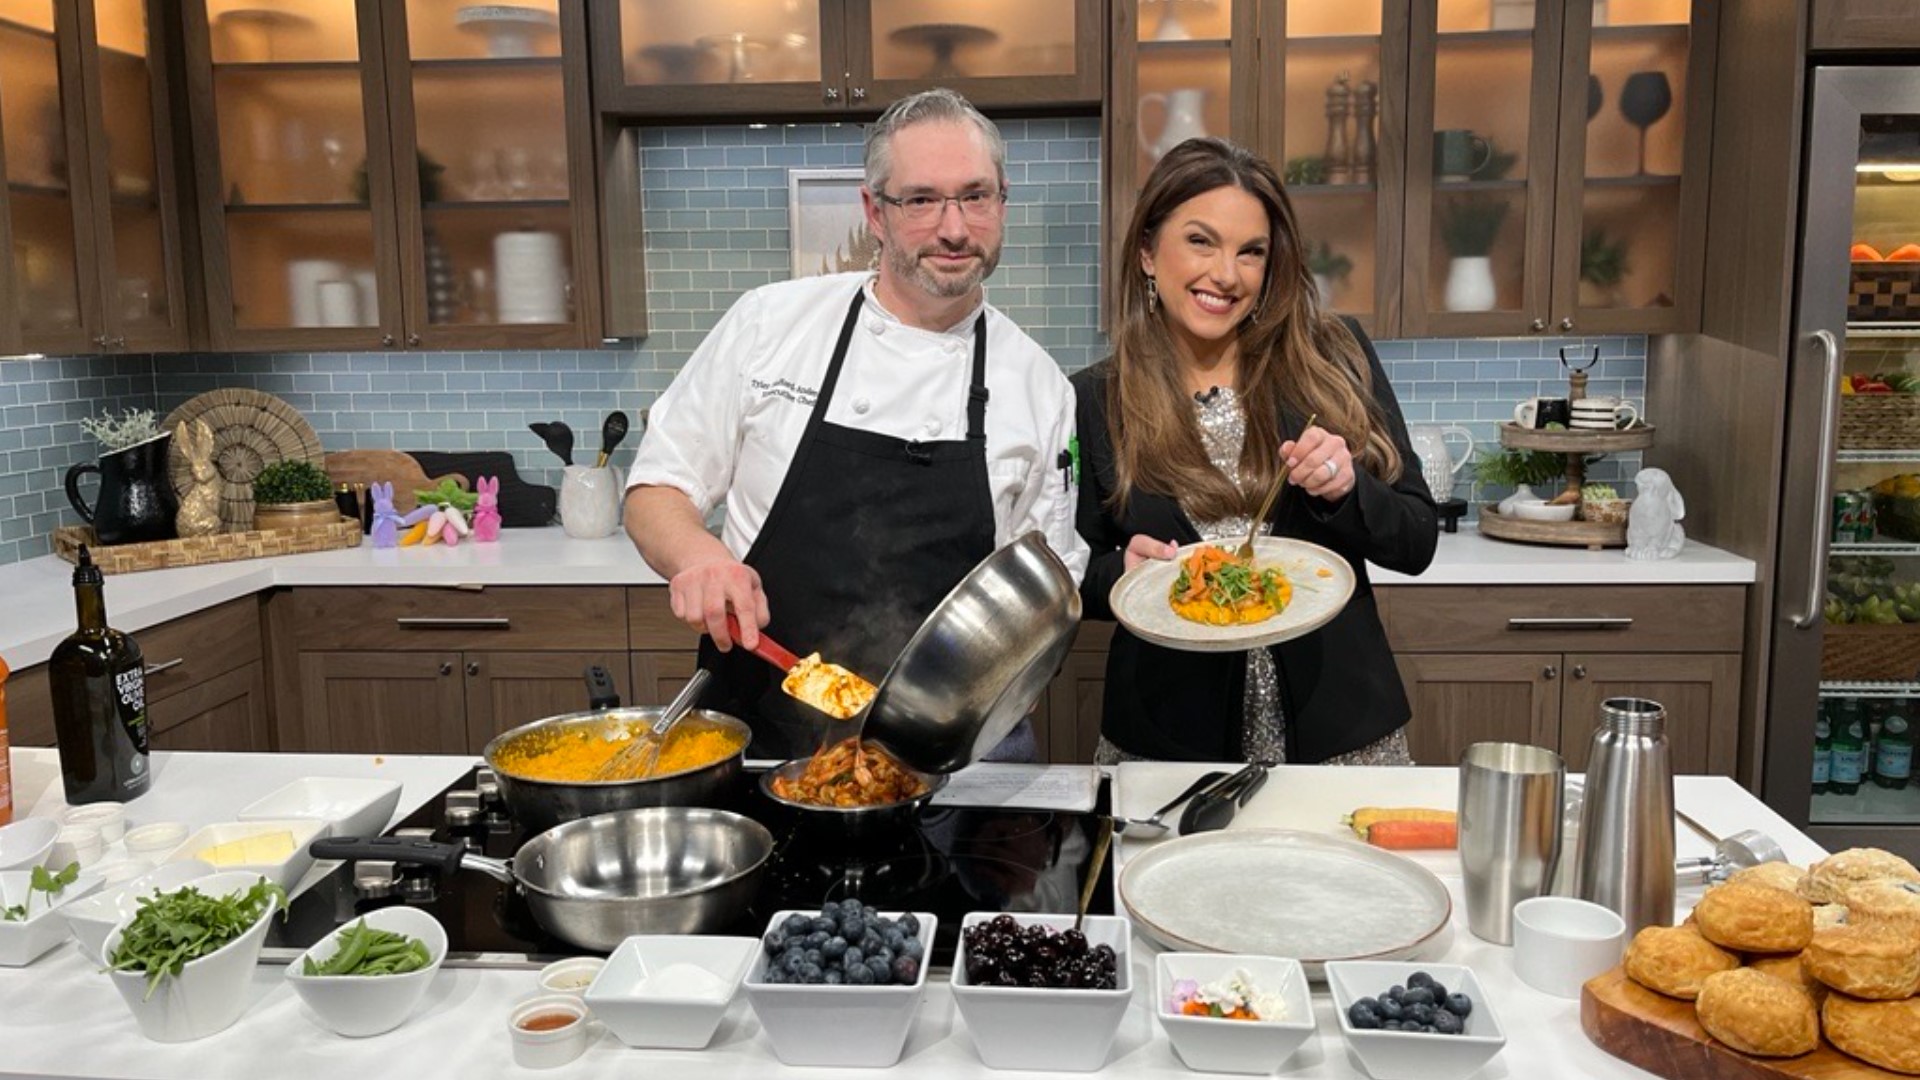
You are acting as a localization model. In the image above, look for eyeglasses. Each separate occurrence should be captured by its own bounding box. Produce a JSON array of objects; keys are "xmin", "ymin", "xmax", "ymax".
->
[{"xmin": 873, "ymin": 188, "xmax": 1008, "ymax": 223}]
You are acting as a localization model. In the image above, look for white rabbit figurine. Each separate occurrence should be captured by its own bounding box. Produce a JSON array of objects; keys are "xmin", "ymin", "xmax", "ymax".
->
[
  {"xmin": 1626, "ymin": 467, "xmax": 1686, "ymax": 560},
  {"xmin": 174, "ymin": 419, "xmax": 222, "ymax": 537}
]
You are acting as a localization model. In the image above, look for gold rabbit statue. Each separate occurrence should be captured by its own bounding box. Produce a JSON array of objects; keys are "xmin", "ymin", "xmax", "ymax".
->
[{"xmin": 174, "ymin": 419, "xmax": 222, "ymax": 537}]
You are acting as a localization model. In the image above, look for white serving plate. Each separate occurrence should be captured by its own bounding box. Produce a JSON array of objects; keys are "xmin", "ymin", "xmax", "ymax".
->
[
  {"xmin": 238, "ymin": 777, "xmax": 402, "ymax": 841},
  {"xmin": 1109, "ymin": 537, "xmax": 1355, "ymax": 653},
  {"xmin": 1118, "ymin": 829, "xmax": 1451, "ymax": 977}
]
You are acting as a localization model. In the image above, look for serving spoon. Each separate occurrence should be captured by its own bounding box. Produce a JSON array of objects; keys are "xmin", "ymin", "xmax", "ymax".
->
[{"xmin": 1110, "ymin": 769, "xmax": 1228, "ymax": 838}]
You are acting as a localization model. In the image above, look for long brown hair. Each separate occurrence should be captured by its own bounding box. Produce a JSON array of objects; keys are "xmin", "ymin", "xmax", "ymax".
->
[{"xmin": 1108, "ymin": 138, "xmax": 1403, "ymax": 522}]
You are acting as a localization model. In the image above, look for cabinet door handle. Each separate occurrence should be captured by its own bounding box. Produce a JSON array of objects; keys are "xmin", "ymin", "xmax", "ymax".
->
[
  {"xmin": 1530, "ymin": 318, "xmax": 1546, "ymax": 333},
  {"xmin": 824, "ymin": 86, "xmax": 840, "ymax": 102},
  {"xmin": 110, "ymin": 336, "xmax": 126, "ymax": 348},
  {"xmin": 1795, "ymin": 329, "xmax": 1843, "ymax": 630},
  {"xmin": 1559, "ymin": 317, "xmax": 1575, "ymax": 331},
  {"xmin": 1544, "ymin": 665, "xmax": 1558, "ymax": 680},
  {"xmin": 851, "ymin": 86, "xmax": 866, "ymax": 101},
  {"xmin": 381, "ymin": 334, "xmax": 396, "ymax": 347},
  {"xmin": 466, "ymin": 661, "xmax": 480, "ymax": 677},
  {"xmin": 1572, "ymin": 664, "xmax": 1587, "ymax": 679},
  {"xmin": 439, "ymin": 662, "xmax": 454, "ymax": 676},
  {"xmin": 143, "ymin": 658, "xmax": 184, "ymax": 677},
  {"xmin": 407, "ymin": 333, "xmax": 421, "ymax": 346},
  {"xmin": 93, "ymin": 334, "xmax": 111, "ymax": 347},
  {"xmin": 1506, "ymin": 617, "xmax": 1633, "ymax": 631},
  {"xmin": 396, "ymin": 617, "xmax": 511, "ymax": 630}
]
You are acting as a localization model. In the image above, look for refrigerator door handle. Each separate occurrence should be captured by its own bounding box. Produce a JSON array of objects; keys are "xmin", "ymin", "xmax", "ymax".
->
[{"xmin": 1793, "ymin": 328, "xmax": 1843, "ymax": 630}]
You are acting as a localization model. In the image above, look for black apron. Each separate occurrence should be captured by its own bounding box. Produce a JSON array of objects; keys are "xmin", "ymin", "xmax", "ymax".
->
[{"xmin": 700, "ymin": 289, "xmax": 1004, "ymax": 760}]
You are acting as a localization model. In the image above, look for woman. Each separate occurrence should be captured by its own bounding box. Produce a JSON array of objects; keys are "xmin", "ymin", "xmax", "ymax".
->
[{"xmin": 1075, "ymin": 138, "xmax": 1437, "ymax": 765}]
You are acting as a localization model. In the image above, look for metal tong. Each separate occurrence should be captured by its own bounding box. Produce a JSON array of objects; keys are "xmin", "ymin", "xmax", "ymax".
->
[{"xmin": 1177, "ymin": 762, "xmax": 1271, "ymax": 835}]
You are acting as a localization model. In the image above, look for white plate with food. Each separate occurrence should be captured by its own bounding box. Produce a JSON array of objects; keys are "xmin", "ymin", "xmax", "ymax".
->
[
  {"xmin": 1118, "ymin": 829, "xmax": 1451, "ymax": 978},
  {"xmin": 1109, "ymin": 536, "xmax": 1355, "ymax": 653}
]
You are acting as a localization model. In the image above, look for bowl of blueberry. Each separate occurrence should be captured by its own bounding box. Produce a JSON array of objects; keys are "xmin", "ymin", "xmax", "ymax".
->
[
  {"xmin": 742, "ymin": 901, "xmax": 936, "ymax": 1068},
  {"xmin": 1324, "ymin": 961, "xmax": 1506, "ymax": 1080},
  {"xmin": 949, "ymin": 912, "xmax": 1136, "ymax": 1072}
]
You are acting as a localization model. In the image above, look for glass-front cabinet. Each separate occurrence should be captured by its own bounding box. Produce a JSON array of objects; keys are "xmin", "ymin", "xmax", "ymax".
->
[
  {"xmin": 593, "ymin": 0, "xmax": 1100, "ymax": 116},
  {"xmin": 181, "ymin": 0, "xmax": 598, "ymax": 350},
  {"xmin": 0, "ymin": 0, "xmax": 186, "ymax": 355}
]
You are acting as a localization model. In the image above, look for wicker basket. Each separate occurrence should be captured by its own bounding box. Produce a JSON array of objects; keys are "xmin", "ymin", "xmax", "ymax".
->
[
  {"xmin": 52, "ymin": 515, "xmax": 362, "ymax": 575},
  {"xmin": 1850, "ymin": 262, "xmax": 1920, "ymax": 322},
  {"xmin": 1823, "ymin": 623, "xmax": 1920, "ymax": 681},
  {"xmin": 1840, "ymin": 394, "xmax": 1920, "ymax": 450}
]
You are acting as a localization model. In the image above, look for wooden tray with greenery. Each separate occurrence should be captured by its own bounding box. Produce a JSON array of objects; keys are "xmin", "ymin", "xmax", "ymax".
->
[
  {"xmin": 1478, "ymin": 506, "xmax": 1627, "ymax": 549},
  {"xmin": 52, "ymin": 516, "xmax": 362, "ymax": 575}
]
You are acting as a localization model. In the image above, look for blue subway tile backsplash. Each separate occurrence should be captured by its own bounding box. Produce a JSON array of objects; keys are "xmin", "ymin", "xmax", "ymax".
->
[{"xmin": 0, "ymin": 116, "xmax": 1644, "ymax": 566}]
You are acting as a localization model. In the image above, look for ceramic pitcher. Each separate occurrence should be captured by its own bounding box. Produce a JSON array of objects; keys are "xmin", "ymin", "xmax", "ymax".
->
[
  {"xmin": 63, "ymin": 431, "xmax": 177, "ymax": 546},
  {"xmin": 559, "ymin": 465, "xmax": 620, "ymax": 539},
  {"xmin": 1139, "ymin": 88, "xmax": 1209, "ymax": 161},
  {"xmin": 1407, "ymin": 424, "xmax": 1477, "ymax": 501}
]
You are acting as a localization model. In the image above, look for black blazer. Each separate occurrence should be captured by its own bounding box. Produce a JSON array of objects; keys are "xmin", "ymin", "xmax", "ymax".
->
[{"xmin": 1072, "ymin": 321, "xmax": 1439, "ymax": 763}]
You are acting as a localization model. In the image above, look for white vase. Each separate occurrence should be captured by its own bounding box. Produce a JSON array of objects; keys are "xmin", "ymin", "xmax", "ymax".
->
[
  {"xmin": 1313, "ymin": 273, "xmax": 1336, "ymax": 310},
  {"xmin": 1444, "ymin": 256, "xmax": 1497, "ymax": 312},
  {"xmin": 559, "ymin": 465, "xmax": 621, "ymax": 539},
  {"xmin": 1498, "ymin": 483, "xmax": 1537, "ymax": 516}
]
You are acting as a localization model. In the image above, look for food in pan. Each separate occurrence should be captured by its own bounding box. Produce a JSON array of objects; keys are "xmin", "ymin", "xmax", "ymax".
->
[
  {"xmin": 1694, "ymin": 968, "xmax": 1819, "ymax": 1058},
  {"xmin": 1168, "ymin": 545, "xmax": 1292, "ymax": 626},
  {"xmin": 1823, "ymin": 993, "xmax": 1920, "ymax": 1075},
  {"xmin": 1798, "ymin": 847, "xmax": 1920, "ymax": 905},
  {"xmin": 1624, "ymin": 923, "xmax": 1739, "ymax": 1000},
  {"xmin": 770, "ymin": 737, "xmax": 928, "ymax": 808},
  {"xmin": 1693, "ymin": 881, "xmax": 1814, "ymax": 953},
  {"xmin": 493, "ymin": 718, "xmax": 745, "ymax": 782},
  {"xmin": 1802, "ymin": 922, "xmax": 1920, "ymax": 1000},
  {"xmin": 781, "ymin": 653, "xmax": 878, "ymax": 720}
]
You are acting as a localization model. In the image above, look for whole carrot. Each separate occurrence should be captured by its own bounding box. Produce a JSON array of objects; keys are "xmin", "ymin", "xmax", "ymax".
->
[{"xmin": 1364, "ymin": 819, "xmax": 1458, "ymax": 850}]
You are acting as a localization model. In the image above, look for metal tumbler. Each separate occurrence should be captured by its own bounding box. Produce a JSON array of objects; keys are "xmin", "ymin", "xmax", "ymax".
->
[
  {"xmin": 1576, "ymin": 697, "xmax": 1675, "ymax": 936},
  {"xmin": 1458, "ymin": 742, "xmax": 1566, "ymax": 944}
]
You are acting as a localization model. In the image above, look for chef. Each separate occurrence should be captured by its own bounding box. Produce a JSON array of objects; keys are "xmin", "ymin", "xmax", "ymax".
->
[{"xmin": 624, "ymin": 88, "xmax": 1088, "ymax": 761}]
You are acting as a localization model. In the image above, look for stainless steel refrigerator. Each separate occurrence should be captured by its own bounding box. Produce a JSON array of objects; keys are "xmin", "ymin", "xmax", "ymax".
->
[{"xmin": 1764, "ymin": 66, "xmax": 1920, "ymax": 858}]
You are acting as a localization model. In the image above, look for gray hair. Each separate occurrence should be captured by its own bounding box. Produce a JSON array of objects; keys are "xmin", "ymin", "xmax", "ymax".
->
[{"xmin": 863, "ymin": 88, "xmax": 1006, "ymax": 194}]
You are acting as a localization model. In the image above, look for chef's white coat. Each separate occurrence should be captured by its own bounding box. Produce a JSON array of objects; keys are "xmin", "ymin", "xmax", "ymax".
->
[{"xmin": 626, "ymin": 272, "xmax": 1089, "ymax": 581}]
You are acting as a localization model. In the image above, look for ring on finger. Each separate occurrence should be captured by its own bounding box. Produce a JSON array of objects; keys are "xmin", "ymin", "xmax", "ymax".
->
[{"xmin": 1322, "ymin": 459, "xmax": 1340, "ymax": 479}]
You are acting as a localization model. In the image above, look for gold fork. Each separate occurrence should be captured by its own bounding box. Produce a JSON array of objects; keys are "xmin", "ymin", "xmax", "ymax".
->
[{"xmin": 1237, "ymin": 412, "xmax": 1315, "ymax": 561}]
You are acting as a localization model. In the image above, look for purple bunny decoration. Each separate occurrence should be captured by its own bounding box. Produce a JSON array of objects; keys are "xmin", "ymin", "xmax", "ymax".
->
[{"xmin": 369, "ymin": 481, "xmax": 434, "ymax": 549}]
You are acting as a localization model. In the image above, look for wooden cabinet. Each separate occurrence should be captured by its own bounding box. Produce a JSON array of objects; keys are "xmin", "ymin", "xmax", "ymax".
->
[
  {"xmin": 0, "ymin": 0, "xmax": 189, "ymax": 355},
  {"xmin": 149, "ymin": 660, "xmax": 269, "ymax": 751},
  {"xmin": 1383, "ymin": 584, "xmax": 1744, "ymax": 773},
  {"xmin": 269, "ymin": 586, "xmax": 629, "ymax": 753},
  {"xmin": 178, "ymin": 0, "xmax": 602, "ymax": 351},
  {"xmin": 1037, "ymin": 630, "xmax": 1111, "ymax": 765},
  {"xmin": 1811, "ymin": 0, "xmax": 1920, "ymax": 51},
  {"xmin": 592, "ymin": 0, "xmax": 1101, "ymax": 118}
]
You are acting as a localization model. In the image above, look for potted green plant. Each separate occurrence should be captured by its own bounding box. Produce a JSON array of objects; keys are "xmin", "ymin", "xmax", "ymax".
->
[
  {"xmin": 63, "ymin": 409, "xmax": 176, "ymax": 546},
  {"xmin": 1439, "ymin": 196, "xmax": 1511, "ymax": 312},
  {"xmin": 1307, "ymin": 242, "xmax": 1353, "ymax": 310},
  {"xmin": 1475, "ymin": 449, "xmax": 1565, "ymax": 514},
  {"xmin": 1579, "ymin": 229, "xmax": 1630, "ymax": 307},
  {"xmin": 251, "ymin": 460, "xmax": 336, "ymax": 532},
  {"xmin": 1581, "ymin": 482, "xmax": 1632, "ymax": 524}
]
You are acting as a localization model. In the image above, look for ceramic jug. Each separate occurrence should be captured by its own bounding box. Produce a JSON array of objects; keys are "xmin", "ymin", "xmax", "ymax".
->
[
  {"xmin": 1139, "ymin": 88, "xmax": 1209, "ymax": 161},
  {"xmin": 1407, "ymin": 424, "xmax": 1476, "ymax": 501},
  {"xmin": 63, "ymin": 431, "xmax": 177, "ymax": 546}
]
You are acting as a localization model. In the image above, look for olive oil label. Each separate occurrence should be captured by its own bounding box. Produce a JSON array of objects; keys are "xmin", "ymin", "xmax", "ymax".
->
[{"xmin": 114, "ymin": 668, "xmax": 150, "ymax": 765}]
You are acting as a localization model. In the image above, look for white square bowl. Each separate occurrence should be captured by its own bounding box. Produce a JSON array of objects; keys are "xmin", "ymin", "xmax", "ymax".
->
[
  {"xmin": 585, "ymin": 935, "xmax": 757, "ymax": 1049},
  {"xmin": 0, "ymin": 866, "xmax": 106, "ymax": 966},
  {"xmin": 950, "ymin": 912, "xmax": 1136, "ymax": 1072},
  {"xmin": 285, "ymin": 905, "xmax": 447, "ymax": 1037},
  {"xmin": 103, "ymin": 871, "xmax": 285, "ymax": 1042},
  {"xmin": 742, "ymin": 909, "xmax": 937, "ymax": 1068},
  {"xmin": 1155, "ymin": 953, "xmax": 1315, "ymax": 1074},
  {"xmin": 1324, "ymin": 961, "xmax": 1507, "ymax": 1080},
  {"xmin": 164, "ymin": 819, "xmax": 327, "ymax": 893},
  {"xmin": 58, "ymin": 859, "xmax": 215, "ymax": 964},
  {"xmin": 239, "ymin": 778, "xmax": 403, "ymax": 841},
  {"xmin": 0, "ymin": 818, "xmax": 57, "ymax": 871}
]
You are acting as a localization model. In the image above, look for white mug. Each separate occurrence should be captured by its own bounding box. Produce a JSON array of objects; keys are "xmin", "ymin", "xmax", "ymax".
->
[{"xmin": 1570, "ymin": 397, "xmax": 1639, "ymax": 430}]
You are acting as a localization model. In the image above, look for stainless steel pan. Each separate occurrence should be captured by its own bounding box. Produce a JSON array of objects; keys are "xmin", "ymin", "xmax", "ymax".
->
[{"xmin": 311, "ymin": 807, "xmax": 773, "ymax": 952}]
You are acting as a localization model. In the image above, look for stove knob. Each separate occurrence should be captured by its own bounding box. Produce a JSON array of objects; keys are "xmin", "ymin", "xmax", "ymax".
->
[
  {"xmin": 398, "ymin": 873, "xmax": 438, "ymax": 903},
  {"xmin": 474, "ymin": 768, "xmax": 504, "ymax": 810},
  {"xmin": 353, "ymin": 860, "xmax": 398, "ymax": 900},
  {"xmin": 446, "ymin": 790, "xmax": 482, "ymax": 828}
]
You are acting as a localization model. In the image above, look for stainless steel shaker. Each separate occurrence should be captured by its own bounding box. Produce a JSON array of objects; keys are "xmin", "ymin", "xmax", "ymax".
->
[
  {"xmin": 1576, "ymin": 697, "xmax": 1676, "ymax": 935},
  {"xmin": 1458, "ymin": 742, "xmax": 1565, "ymax": 943}
]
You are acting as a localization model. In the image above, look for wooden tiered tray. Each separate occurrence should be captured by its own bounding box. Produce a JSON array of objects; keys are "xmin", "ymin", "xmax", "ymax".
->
[{"xmin": 1480, "ymin": 422, "xmax": 1658, "ymax": 550}]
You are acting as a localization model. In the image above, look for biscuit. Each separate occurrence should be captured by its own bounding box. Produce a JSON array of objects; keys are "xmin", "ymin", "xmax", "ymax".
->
[
  {"xmin": 1694, "ymin": 881, "xmax": 1815, "ymax": 953},
  {"xmin": 1800, "ymin": 848, "xmax": 1920, "ymax": 905},
  {"xmin": 1624, "ymin": 923, "xmax": 1740, "ymax": 1000},
  {"xmin": 1846, "ymin": 880, "xmax": 1920, "ymax": 934},
  {"xmin": 1815, "ymin": 903, "xmax": 1849, "ymax": 931},
  {"xmin": 1694, "ymin": 969, "xmax": 1819, "ymax": 1057},
  {"xmin": 1803, "ymin": 923, "xmax": 1920, "ymax": 1000},
  {"xmin": 1729, "ymin": 862, "xmax": 1807, "ymax": 896},
  {"xmin": 1824, "ymin": 993, "xmax": 1920, "ymax": 1075},
  {"xmin": 1746, "ymin": 952, "xmax": 1827, "ymax": 1004}
]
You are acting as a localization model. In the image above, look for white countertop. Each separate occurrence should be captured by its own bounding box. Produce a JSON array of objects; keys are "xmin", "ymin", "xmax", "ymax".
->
[
  {"xmin": 0, "ymin": 526, "xmax": 1755, "ymax": 670},
  {"xmin": 0, "ymin": 748, "xmax": 1816, "ymax": 1080}
]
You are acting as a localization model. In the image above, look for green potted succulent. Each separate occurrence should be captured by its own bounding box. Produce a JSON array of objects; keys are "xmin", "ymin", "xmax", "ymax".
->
[
  {"xmin": 1579, "ymin": 229, "xmax": 1630, "ymax": 307},
  {"xmin": 1439, "ymin": 196, "xmax": 1511, "ymax": 312},
  {"xmin": 1581, "ymin": 482, "xmax": 1632, "ymax": 524},
  {"xmin": 251, "ymin": 460, "xmax": 336, "ymax": 532},
  {"xmin": 1307, "ymin": 242, "xmax": 1353, "ymax": 310},
  {"xmin": 1475, "ymin": 449, "xmax": 1567, "ymax": 514}
]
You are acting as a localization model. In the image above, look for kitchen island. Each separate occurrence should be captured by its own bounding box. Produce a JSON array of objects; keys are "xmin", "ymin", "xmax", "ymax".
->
[{"xmin": 0, "ymin": 747, "xmax": 1818, "ymax": 1080}]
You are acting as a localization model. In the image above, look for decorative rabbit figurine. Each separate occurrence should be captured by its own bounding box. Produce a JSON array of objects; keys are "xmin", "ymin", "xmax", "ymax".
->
[
  {"xmin": 1626, "ymin": 467, "xmax": 1687, "ymax": 560},
  {"xmin": 369, "ymin": 482, "xmax": 434, "ymax": 549},
  {"xmin": 472, "ymin": 476, "xmax": 501, "ymax": 543},
  {"xmin": 174, "ymin": 419, "xmax": 222, "ymax": 537}
]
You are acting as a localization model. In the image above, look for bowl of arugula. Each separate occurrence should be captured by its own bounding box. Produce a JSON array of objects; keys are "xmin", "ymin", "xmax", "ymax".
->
[
  {"xmin": 103, "ymin": 871, "xmax": 287, "ymax": 1042},
  {"xmin": 0, "ymin": 862, "xmax": 104, "ymax": 966}
]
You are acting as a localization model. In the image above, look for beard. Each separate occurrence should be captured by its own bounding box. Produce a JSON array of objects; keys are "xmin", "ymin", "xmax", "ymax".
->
[{"xmin": 883, "ymin": 235, "xmax": 1003, "ymax": 299}]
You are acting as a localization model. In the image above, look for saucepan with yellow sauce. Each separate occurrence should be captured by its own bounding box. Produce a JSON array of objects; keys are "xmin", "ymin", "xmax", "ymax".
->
[{"xmin": 482, "ymin": 707, "xmax": 751, "ymax": 835}]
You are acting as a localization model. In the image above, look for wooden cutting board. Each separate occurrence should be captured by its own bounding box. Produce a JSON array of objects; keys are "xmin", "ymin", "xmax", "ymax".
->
[
  {"xmin": 324, "ymin": 451, "xmax": 465, "ymax": 514},
  {"xmin": 1582, "ymin": 966, "xmax": 1904, "ymax": 1079}
]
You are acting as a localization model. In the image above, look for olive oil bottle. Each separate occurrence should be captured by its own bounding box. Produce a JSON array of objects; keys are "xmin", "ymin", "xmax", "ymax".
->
[{"xmin": 48, "ymin": 545, "xmax": 150, "ymax": 804}]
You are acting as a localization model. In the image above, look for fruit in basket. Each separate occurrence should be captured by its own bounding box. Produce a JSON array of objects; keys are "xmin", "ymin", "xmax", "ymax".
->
[
  {"xmin": 1872, "ymin": 475, "xmax": 1920, "ymax": 543},
  {"xmin": 1890, "ymin": 243, "xmax": 1920, "ymax": 261},
  {"xmin": 1854, "ymin": 243, "xmax": 1887, "ymax": 262}
]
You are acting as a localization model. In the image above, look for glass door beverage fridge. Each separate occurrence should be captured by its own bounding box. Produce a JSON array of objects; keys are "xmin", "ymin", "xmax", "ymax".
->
[{"xmin": 1765, "ymin": 67, "xmax": 1920, "ymax": 858}]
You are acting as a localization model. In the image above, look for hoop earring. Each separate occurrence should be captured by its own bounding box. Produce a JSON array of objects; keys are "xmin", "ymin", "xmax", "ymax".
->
[{"xmin": 1145, "ymin": 274, "xmax": 1158, "ymax": 313}]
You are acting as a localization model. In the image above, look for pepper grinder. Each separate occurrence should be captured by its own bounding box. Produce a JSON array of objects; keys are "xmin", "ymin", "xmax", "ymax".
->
[
  {"xmin": 1324, "ymin": 72, "xmax": 1353, "ymax": 185},
  {"xmin": 1353, "ymin": 79, "xmax": 1379, "ymax": 185},
  {"xmin": 1575, "ymin": 697, "xmax": 1675, "ymax": 936}
]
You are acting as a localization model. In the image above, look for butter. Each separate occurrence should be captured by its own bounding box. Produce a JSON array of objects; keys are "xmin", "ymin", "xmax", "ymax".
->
[{"xmin": 198, "ymin": 829, "xmax": 296, "ymax": 866}]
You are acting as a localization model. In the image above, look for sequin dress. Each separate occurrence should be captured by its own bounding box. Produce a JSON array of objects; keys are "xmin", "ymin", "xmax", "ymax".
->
[{"xmin": 1094, "ymin": 387, "xmax": 1411, "ymax": 768}]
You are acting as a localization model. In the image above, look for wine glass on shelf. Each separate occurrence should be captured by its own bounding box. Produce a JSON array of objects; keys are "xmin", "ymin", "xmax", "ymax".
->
[
  {"xmin": 1619, "ymin": 71, "xmax": 1672, "ymax": 176},
  {"xmin": 1587, "ymin": 75, "xmax": 1603, "ymax": 123}
]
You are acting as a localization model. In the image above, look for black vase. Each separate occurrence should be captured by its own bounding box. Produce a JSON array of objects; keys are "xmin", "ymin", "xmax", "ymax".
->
[{"xmin": 64, "ymin": 431, "xmax": 178, "ymax": 545}]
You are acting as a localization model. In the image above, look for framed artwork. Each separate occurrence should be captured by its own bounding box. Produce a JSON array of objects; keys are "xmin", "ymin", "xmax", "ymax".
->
[{"xmin": 787, "ymin": 168, "xmax": 880, "ymax": 278}]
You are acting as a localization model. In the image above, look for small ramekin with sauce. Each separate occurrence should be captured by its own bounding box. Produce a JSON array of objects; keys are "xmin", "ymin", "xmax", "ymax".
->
[{"xmin": 509, "ymin": 995, "xmax": 590, "ymax": 1068}]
